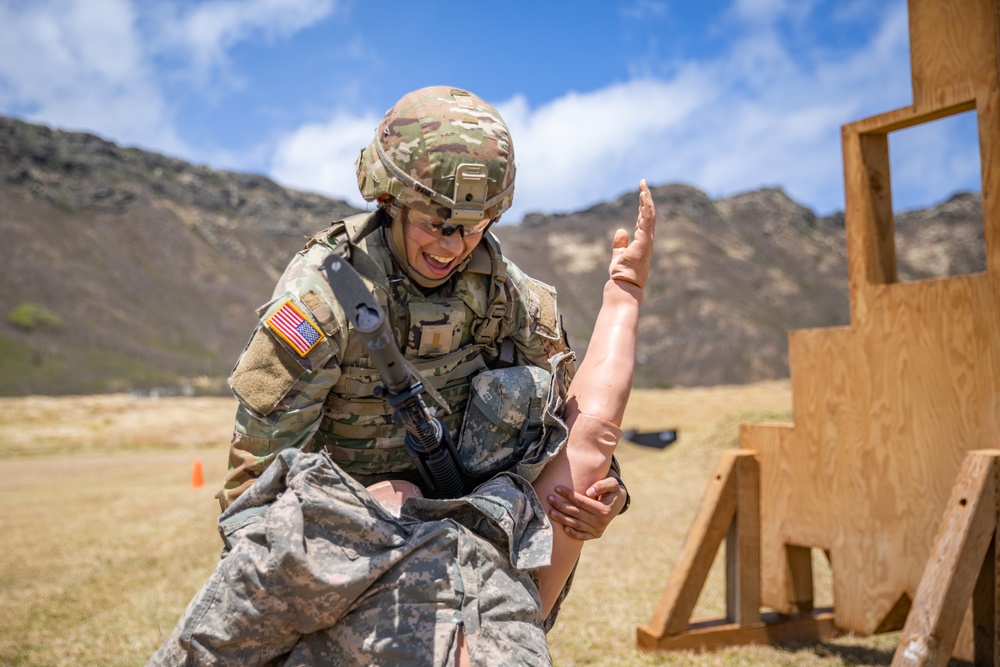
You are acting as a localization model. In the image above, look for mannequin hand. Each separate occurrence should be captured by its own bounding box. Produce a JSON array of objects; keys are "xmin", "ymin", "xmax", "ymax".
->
[
  {"xmin": 546, "ymin": 476, "xmax": 628, "ymax": 540},
  {"xmin": 608, "ymin": 179, "xmax": 656, "ymax": 288}
]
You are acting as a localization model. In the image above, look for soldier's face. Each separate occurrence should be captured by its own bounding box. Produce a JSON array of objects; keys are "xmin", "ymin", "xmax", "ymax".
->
[{"xmin": 400, "ymin": 208, "xmax": 486, "ymax": 282}]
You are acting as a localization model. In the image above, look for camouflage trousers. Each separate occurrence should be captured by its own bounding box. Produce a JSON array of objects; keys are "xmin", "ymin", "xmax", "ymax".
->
[{"xmin": 148, "ymin": 449, "xmax": 554, "ymax": 666}]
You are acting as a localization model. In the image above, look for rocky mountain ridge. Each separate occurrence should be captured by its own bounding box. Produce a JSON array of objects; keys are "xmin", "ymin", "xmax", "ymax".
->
[{"xmin": 0, "ymin": 116, "xmax": 986, "ymax": 394}]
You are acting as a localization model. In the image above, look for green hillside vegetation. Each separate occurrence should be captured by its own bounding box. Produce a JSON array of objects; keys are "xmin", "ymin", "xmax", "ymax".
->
[{"xmin": 7, "ymin": 301, "xmax": 63, "ymax": 330}]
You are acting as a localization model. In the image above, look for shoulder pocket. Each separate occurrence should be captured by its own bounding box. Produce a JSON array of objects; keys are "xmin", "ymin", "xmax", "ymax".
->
[
  {"xmin": 229, "ymin": 327, "xmax": 307, "ymax": 418},
  {"xmin": 525, "ymin": 277, "xmax": 561, "ymax": 340}
]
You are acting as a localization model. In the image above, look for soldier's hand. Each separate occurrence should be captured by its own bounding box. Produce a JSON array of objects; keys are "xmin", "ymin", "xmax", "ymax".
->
[
  {"xmin": 546, "ymin": 476, "xmax": 628, "ymax": 540},
  {"xmin": 608, "ymin": 179, "xmax": 656, "ymax": 289}
]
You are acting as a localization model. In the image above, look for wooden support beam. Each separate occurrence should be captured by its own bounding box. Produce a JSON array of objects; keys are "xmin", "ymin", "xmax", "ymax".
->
[
  {"xmin": 843, "ymin": 100, "xmax": 976, "ymax": 135},
  {"xmin": 858, "ymin": 131, "xmax": 897, "ymax": 287},
  {"xmin": 637, "ymin": 610, "xmax": 838, "ymax": 653},
  {"xmin": 973, "ymin": 537, "xmax": 998, "ymax": 666},
  {"xmin": 891, "ymin": 450, "xmax": 1000, "ymax": 667},
  {"xmin": 640, "ymin": 449, "xmax": 743, "ymax": 638},
  {"xmin": 726, "ymin": 453, "xmax": 761, "ymax": 625},
  {"xmin": 786, "ymin": 545, "xmax": 816, "ymax": 614},
  {"xmin": 638, "ymin": 449, "xmax": 837, "ymax": 652}
]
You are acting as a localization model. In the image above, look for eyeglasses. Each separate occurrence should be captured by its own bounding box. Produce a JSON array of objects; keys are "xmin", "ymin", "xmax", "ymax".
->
[{"xmin": 407, "ymin": 211, "xmax": 491, "ymax": 239}]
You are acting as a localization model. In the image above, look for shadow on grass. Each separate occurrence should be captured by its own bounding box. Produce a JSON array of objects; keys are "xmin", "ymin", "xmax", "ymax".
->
[{"xmin": 775, "ymin": 638, "xmax": 973, "ymax": 667}]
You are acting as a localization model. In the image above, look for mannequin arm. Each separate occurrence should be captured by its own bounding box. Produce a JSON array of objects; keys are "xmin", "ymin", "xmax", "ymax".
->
[{"xmin": 532, "ymin": 180, "xmax": 655, "ymax": 615}]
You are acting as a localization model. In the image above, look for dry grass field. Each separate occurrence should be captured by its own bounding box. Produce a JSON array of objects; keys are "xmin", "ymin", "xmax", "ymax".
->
[{"xmin": 0, "ymin": 383, "xmax": 934, "ymax": 666}]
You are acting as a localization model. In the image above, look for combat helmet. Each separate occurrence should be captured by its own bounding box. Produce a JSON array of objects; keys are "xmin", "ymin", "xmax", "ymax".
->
[{"xmin": 356, "ymin": 86, "xmax": 516, "ymax": 224}]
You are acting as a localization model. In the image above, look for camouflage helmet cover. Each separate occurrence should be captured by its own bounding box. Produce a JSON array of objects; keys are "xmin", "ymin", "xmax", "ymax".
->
[{"xmin": 356, "ymin": 86, "xmax": 516, "ymax": 222}]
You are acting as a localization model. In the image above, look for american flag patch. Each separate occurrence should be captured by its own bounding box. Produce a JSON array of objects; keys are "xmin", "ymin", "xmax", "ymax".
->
[{"xmin": 266, "ymin": 301, "xmax": 323, "ymax": 357}]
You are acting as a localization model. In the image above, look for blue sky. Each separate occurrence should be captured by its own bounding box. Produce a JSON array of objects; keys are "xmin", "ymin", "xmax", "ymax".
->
[{"xmin": 0, "ymin": 0, "xmax": 983, "ymax": 223}]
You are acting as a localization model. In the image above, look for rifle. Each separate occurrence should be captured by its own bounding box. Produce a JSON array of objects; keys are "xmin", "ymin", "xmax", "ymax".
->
[{"xmin": 321, "ymin": 250, "xmax": 471, "ymax": 499}]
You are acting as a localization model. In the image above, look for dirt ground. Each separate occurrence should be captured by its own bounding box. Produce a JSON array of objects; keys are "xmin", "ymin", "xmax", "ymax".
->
[
  {"xmin": 0, "ymin": 393, "xmax": 236, "ymax": 458},
  {"xmin": 0, "ymin": 383, "xmax": 932, "ymax": 666}
]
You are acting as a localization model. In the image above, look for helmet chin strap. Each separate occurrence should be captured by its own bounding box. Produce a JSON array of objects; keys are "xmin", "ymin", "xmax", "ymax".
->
[{"xmin": 386, "ymin": 211, "xmax": 475, "ymax": 290}]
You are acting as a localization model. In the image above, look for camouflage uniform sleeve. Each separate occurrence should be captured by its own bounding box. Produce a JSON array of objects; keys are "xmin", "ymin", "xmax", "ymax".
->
[
  {"xmin": 216, "ymin": 244, "xmax": 348, "ymax": 510},
  {"xmin": 501, "ymin": 258, "xmax": 573, "ymax": 373}
]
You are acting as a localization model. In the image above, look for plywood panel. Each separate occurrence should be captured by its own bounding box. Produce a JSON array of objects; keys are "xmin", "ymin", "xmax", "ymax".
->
[
  {"xmin": 740, "ymin": 0, "xmax": 1000, "ymax": 638},
  {"xmin": 979, "ymin": 86, "xmax": 1000, "ymax": 277},
  {"xmin": 740, "ymin": 422, "xmax": 794, "ymax": 613},
  {"xmin": 744, "ymin": 274, "xmax": 1000, "ymax": 633},
  {"xmin": 646, "ymin": 0, "xmax": 1000, "ymax": 654},
  {"xmin": 909, "ymin": 0, "xmax": 998, "ymax": 110}
]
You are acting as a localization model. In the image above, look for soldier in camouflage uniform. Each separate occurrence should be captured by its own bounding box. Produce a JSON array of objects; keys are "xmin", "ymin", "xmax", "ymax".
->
[
  {"xmin": 219, "ymin": 85, "xmax": 628, "ymax": 535},
  {"xmin": 149, "ymin": 86, "xmax": 638, "ymax": 666}
]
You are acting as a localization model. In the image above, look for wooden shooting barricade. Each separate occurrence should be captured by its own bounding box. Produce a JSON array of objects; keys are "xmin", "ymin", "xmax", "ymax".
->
[{"xmin": 639, "ymin": 0, "xmax": 1000, "ymax": 663}]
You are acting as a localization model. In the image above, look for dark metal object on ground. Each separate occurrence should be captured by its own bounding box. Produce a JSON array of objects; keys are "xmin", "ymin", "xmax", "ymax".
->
[{"xmin": 623, "ymin": 429, "xmax": 678, "ymax": 449}]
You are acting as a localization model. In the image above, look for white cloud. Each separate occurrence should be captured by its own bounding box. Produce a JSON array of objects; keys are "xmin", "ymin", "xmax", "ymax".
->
[
  {"xmin": 262, "ymin": 72, "xmax": 719, "ymax": 220},
  {"xmin": 151, "ymin": 0, "xmax": 335, "ymax": 77},
  {"xmin": 618, "ymin": 1, "xmax": 668, "ymax": 21},
  {"xmin": 1, "ymin": 0, "xmax": 974, "ymax": 221},
  {"xmin": 269, "ymin": 112, "xmax": 380, "ymax": 206},
  {"xmin": 730, "ymin": 0, "xmax": 818, "ymax": 25},
  {"xmin": 497, "ymin": 71, "xmax": 719, "ymax": 219},
  {"xmin": 889, "ymin": 113, "xmax": 982, "ymax": 210},
  {"xmin": 500, "ymin": 0, "xmax": 912, "ymax": 218},
  {"xmin": 265, "ymin": 2, "xmax": 940, "ymax": 220},
  {"xmin": 504, "ymin": 0, "xmax": 942, "ymax": 218},
  {"xmin": 0, "ymin": 0, "xmax": 183, "ymax": 152},
  {"xmin": 0, "ymin": 0, "xmax": 336, "ymax": 159}
]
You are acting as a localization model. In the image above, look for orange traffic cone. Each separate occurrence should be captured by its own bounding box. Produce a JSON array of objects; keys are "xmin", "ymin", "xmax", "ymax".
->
[{"xmin": 191, "ymin": 459, "xmax": 205, "ymax": 489}]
